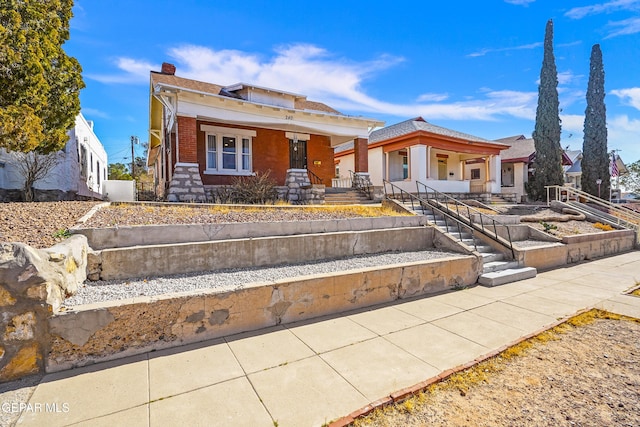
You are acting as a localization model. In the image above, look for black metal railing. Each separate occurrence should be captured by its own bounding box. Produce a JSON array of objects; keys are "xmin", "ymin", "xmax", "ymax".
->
[
  {"xmin": 349, "ymin": 170, "xmax": 372, "ymax": 199},
  {"xmin": 415, "ymin": 181, "xmax": 514, "ymax": 258},
  {"xmin": 383, "ymin": 180, "xmax": 478, "ymax": 252},
  {"xmin": 307, "ymin": 169, "xmax": 323, "ymax": 185}
]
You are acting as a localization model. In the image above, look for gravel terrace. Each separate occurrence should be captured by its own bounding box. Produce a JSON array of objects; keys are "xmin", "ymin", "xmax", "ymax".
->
[{"xmin": 1, "ymin": 202, "xmax": 638, "ymax": 427}]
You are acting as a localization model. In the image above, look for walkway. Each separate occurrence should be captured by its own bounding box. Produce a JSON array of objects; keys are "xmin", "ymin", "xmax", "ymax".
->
[{"xmin": 8, "ymin": 251, "xmax": 640, "ymax": 427}]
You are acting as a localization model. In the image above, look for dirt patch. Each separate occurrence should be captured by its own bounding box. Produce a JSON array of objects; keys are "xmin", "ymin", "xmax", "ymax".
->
[{"xmin": 353, "ymin": 313, "xmax": 640, "ymax": 426}]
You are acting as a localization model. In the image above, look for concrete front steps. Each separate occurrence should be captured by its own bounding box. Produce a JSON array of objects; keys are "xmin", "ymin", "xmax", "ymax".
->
[
  {"xmin": 401, "ymin": 202, "xmax": 537, "ymax": 286},
  {"xmin": 325, "ymin": 188, "xmax": 375, "ymax": 205}
]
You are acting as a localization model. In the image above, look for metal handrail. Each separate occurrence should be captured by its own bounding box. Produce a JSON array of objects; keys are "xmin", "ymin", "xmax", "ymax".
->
[
  {"xmin": 349, "ymin": 170, "xmax": 372, "ymax": 199},
  {"xmin": 545, "ymin": 185, "xmax": 640, "ymax": 226},
  {"xmin": 306, "ymin": 169, "xmax": 323, "ymax": 185},
  {"xmin": 383, "ymin": 180, "xmax": 478, "ymax": 253},
  {"xmin": 415, "ymin": 181, "xmax": 515, "ymax": 258},
  {"xmin": 545, "ymin": 185, "xmax": 640, "ymax": 245}
]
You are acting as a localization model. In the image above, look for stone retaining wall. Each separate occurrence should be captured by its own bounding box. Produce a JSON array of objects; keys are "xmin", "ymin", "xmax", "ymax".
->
[
  {"xmin": 0, "ymin": 236, "xmax": 89, "ymax": 383},
  {"xmin": 47, "ymin": 255, "xmax": 480, "ymax": 372}
]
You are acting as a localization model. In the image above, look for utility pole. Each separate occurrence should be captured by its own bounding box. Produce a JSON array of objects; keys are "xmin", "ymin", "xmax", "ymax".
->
[{"xmin": 130, "ymin": 136, "xmax": 139, "ymax": 178}]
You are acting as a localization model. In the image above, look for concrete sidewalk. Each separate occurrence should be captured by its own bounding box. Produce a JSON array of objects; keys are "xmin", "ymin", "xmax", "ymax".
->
[{"xmin": 8, "ymin": 251, "xmax": 640, "ymax": 427}]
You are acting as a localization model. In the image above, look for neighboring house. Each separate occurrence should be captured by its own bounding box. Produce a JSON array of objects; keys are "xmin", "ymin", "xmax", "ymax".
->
[
  {"xmin": 334, "ymin": 117, "xmax": 508, "ymax": 195},
  {"xmin": 0, "ymin": 113, "xmax": 107, "ymax": 201},
  {"xmin": 497, "ymin": 135, "xmax": 573, "ymax": 203},
  {"xmin": 147, "ymin": 62, "xmax": 383, "ymax": 202},
  {"xmin": 563, "ymin": 149, "xmax": 583, "ymax": 189}
]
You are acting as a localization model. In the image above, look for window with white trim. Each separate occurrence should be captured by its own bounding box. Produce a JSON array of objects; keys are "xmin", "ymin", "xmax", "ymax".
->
[{"xmin": 201, "ymin": 125, "xmax": 255, "ymax": 175}]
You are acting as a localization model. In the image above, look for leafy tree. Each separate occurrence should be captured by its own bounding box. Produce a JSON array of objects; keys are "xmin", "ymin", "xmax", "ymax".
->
[
  {"xmin": 527, "ymin": 19, "xmax": 564, "ymax": 201},
  {"xmin": 0, "ymin": 0, "xmax": 84, "ymax": 153},
  {"xmin": 108, "ymin": 163, "xmax": 132, "ymax": 180},
  {"xmin": 619, "ymin": 160, "xmax": 640, "ymax": 195},
  {"xmin": 580, "ymin": 44, "xmax": 609, "ymax": 199}
]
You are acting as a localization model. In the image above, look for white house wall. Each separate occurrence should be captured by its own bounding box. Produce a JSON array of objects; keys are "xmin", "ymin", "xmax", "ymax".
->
[
  {"xmin": 368, "ymin": 147, "xmax": 384, "ymax": 185},
  {"xmin": 0, "ymin": 114, "xmax": 107, "ymax": 196}
]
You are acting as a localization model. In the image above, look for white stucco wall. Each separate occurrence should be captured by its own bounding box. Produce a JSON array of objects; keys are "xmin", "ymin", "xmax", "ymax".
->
[
  {"xmin": 0, "ymin": 113, "xmax": 107, "ymax": 196},
  {"xmin": 368, "ymin": 147, "xmax": 384, "ymax": 185}
]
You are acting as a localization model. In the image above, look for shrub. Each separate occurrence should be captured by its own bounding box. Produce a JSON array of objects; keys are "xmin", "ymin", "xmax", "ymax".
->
[
  {"xmin": 231, "ymin": 170, "xmax": 278, "ymax": 204},
  {"xmin": 593, "ymin": 222, "xmax": 614, "ymax": 231}
]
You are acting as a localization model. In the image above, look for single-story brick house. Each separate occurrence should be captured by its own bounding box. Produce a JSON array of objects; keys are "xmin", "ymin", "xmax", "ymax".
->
[{"xmin": 147, "ymin": 63, "xmax": 383, "ymax": 202}]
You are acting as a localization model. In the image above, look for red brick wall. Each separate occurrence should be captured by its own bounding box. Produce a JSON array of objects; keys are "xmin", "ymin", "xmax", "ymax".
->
[
  {"xmin": 195, "ymin": 121, "xmax": 334, "ymax": 186},
  {"xmin": 354, "ymin": 137, "xmax": 369, "ymax": 173},
  {"xmin": 307, "ymin": 135, "xmax": 334, "ymax": 187},
  {"xmin": 177, "ymin": 116, "xmax": 198, "ymax": 163}
]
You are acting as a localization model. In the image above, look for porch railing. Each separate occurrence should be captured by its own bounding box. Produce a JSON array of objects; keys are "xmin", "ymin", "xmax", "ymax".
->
[
  {"xmin": 383, "ymin": 180, "xmax": 477, "ymax": 252},
  {"xmin": 307, "ymin": 169, "xmax": 323, "ymax": 185},
  {"xmin": 415, "ymin": 181, "xmax": 514, "ymax": 258},
  {"xmin": 349, "ymin": 170, "xmax": 372, "ymax": 199}
]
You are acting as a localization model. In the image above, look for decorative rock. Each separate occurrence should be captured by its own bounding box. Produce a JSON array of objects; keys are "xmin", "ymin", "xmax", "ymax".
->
[
  {"xmin": 0, "ymin": 342, "xmax": 41, "ymax": 381},
  {"xmin": 0, "ymin": 285, "xmax": 16, "ymax": 306},
  {"xmin": 26, "ymin": 284, "xmax": 47, "ymax": 300},
  {"xmin": 4, "ymin": 312, "xmax": 36, "ymax": 341}
]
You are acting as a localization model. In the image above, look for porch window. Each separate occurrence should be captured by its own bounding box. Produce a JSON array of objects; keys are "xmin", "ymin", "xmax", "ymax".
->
[
  {"xmin": 222, "ymin": 137, "xmax": 236, "ymax": 170},
  {"xmin": 402, "ymin": 155, "xmax": 408, "ymax": 179},
  {"xmin": 207, "ymin": 135, "xmax": 217, "ymax": 169},
  {"xmin": 201, "ymin": 125, "xmax": 255, "ymax": 175},
  {"xmin": 471, "ymin": 168, "xmax": 480, "ymax": 180}
]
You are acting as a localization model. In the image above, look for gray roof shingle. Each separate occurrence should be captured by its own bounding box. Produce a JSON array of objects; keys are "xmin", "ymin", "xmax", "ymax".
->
[{"xmin": 369, "ymin": 117, "xmax": 493, "ymax": 144}]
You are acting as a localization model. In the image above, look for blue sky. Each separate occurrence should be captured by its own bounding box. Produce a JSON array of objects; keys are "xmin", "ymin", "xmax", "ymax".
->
[{"xmin": 65, "ymin": 0, "xmax": 640, "ymax": 166}]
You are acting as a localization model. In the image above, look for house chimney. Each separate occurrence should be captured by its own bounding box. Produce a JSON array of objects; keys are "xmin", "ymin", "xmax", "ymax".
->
[{"xmin": 161, "ymin": 62, "xmax": 176, "ymax": 75}]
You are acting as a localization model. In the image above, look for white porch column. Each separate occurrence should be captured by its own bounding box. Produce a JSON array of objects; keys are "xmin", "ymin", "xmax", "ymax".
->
[
  {"xmin": 410, "ymin": 145, "xmax": 428, "ymax": 183},
  {"xmin": 488, "ymin": 155, "xmax": 502, "ymax": 193},
  {"xmin": 426, "ymin": 146, "xmax": 431, "ymax": 179}
]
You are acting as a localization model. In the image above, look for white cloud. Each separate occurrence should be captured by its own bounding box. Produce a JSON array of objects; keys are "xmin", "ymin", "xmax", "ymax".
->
[
  {"xmin": 467, "ymin": 42, "xmax": 542, "ymax": 58},
  {"xmin": 608, "ymin": 115, "xmax": 640, "ymax": 160},
  {"xmin": 87, "ymin": 58, "xmax": 158, "ymax": 84},
  {"xmin": 565, "ymin": 0, "xmax": 640, "ymax": 19},
  {"xmin": 89, "ymin": 43, "xmax": 542, "ymax": 122},
  {"xmin": 81, "ymin": 107, "xmax": 110, "ymax": 119},
  {"xmin": 504, "ymin": 0, "xmax": 535, "ymax": 5},
  {"xmin": 605, "ymin": 17, "xmax": 640, "ymax": 38},
  {"xmin": 611, "ymin": 87, "xmax": 640, "ymax": 109},
  {"xmin": 416, "ymin": 93, "xmax": 449, "ymax": 102}
]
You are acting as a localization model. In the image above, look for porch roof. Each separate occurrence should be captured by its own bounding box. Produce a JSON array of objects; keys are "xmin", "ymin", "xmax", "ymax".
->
[{"xmin": 366, "ymin": 117, "xmax": 507, "ymax": 155}]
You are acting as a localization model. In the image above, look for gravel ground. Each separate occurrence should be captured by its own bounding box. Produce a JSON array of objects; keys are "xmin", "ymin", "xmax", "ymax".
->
[
  {"xmin": 63, "ymin": 250, "xmax": 460, "ymax": 307},
  {"xmin": 0, "ymin": 201, "xmax": 100, "ymax": 248},
  {"xmin": 355, "ymin": 316, "xmax": 640, "ymax": 427}
]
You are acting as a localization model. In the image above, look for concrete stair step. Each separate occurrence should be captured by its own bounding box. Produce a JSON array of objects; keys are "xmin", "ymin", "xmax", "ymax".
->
[
  {"xmin": 480, "ymin": 252, "xmax": 505, "ymax": 263},
  {"xmin": 474, "ymin": 245, "xmax": 494, "ymax": 253},
  {"xmin": 482, "ymin": 260, "xmax": 520, "ymax": 273},
  {"xmin": 478, "ymin": 267, "xmax": 537, "ymax": 287}
]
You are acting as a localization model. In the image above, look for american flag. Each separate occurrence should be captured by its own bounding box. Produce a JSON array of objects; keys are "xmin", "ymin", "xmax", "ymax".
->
[{"xmin": 611, "ymin": 154, "xmax": 619, "ymax": 177}]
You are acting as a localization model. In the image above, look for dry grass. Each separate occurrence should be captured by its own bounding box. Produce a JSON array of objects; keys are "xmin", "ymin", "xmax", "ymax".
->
[{"xmin": 352, "ymin": 309, "xmax": 639, "ymax": 426}]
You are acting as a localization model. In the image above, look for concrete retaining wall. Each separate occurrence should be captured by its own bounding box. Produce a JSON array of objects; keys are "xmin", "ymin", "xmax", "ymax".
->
[
  {"xmin": 89, "ymin": 226, "xmax": 440, "ymax": 281},
  {"xmin": 72, "ymin": 215, "xmax": 429, "ymax": 250},
  {"xmin": 516, "ymin": 229, "xmax": 636, "ymax": 270},
  {"xmin": 47, "ymin": 255, "xmax": 480, "ymax": 372}
]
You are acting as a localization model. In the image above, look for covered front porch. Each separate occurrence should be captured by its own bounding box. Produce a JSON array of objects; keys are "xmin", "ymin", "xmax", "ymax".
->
[{"xmin": 383, "ymin": 144, "xmax": 502, "ymax": 195}]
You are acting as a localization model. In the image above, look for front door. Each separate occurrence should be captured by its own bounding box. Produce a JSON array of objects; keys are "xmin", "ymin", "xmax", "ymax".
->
[
  {"xmin": 289, "ymin": 139, "xmax": 307, "ymax": 169},
  {"xmin": 438, "ymin": 159, "xmax": 447, "ymax": 180}
]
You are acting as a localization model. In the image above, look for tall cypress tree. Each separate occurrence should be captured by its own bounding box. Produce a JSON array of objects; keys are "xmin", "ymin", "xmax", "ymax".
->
[
  {"xmin": 581, "ymin": 44, "xmax": 609, "ymax": 199},
  {"xmin": 527, "ymin": 19, "xmax": 564, "ymax": 201}
]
